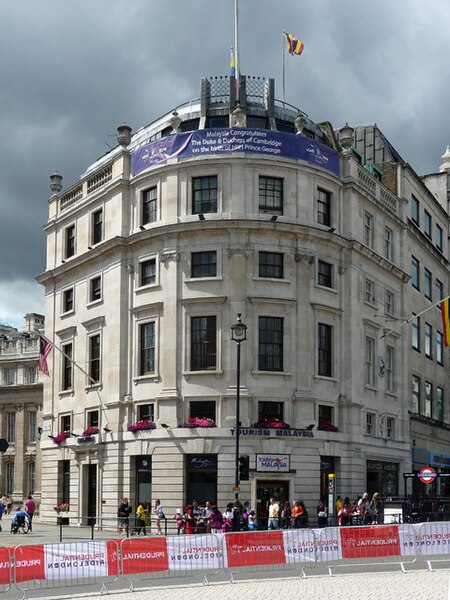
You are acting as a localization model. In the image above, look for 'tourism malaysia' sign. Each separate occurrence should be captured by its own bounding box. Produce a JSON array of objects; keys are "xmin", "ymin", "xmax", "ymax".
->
[
  {"xmin": 257, "ymin": 454, "xmax": 290, "ymax": 472},
  {"xmin": 131, "ymin": 128, "xmax": 340, "ymax": 177},
  {"xmin": 231, "ymin": 427, "xmax": 314, "ymax": 438}
]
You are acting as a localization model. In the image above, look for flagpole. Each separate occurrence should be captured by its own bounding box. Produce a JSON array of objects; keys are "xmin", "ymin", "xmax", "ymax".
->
[
  {"xmin": 234, "ymin": 0, "xmax": 240, "ymax": 103},
  {"xmin": 39, "ymin": 331, "xmax": 110, "ymax": 428},
  {"xmin": 381, "ymin": 295, "xmax": 450, "ymax": 339},
  {"xmin": 282, "ymin": 30, "xmax": 286, "ymax": 103}
]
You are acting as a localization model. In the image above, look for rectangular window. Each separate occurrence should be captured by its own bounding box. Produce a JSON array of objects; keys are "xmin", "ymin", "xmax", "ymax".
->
[
  {"xmin": 436, "ymin": 278, "xmax": 444, "ymax": 303},
  {"xmin": 411, "ymin": 256, "xmax": 420, "ymax": 289},
  {"xmin": 384, "ymin": 226, "xmax": 393, "ymax": 261},
  {"xmin": 365, "ymin": 279, "xmax": 375, "ymax": 304},
  {"xmin": 385, "ymin": 346, "xmax": 394, "ymax": 392},
  {"xmin": 62, "ymin": 342, "xmax": 73, "ymax": 391},
  {"xmin": 27, "ymin": 462, "xmax": 35, "ymax": 496},
  {"xmin": 364, "ymin": 212, "xmax": 374, "ymax": 248},
  {"xmin": 259, "ymin": 176, "xmax": 283, "ymax": 214},
  {"xmin": 92, "ymin": 208, "xmax": 103, "ymax": 245},
  {"xmin": 259, "ymin": 252, "xmax": 284, "ymax": 279},
  {"xmin": 28, "ymin": 411, "xmax": 37, "ymax": 443},
  {"xmin": 137, "ymin": 403, "xmax": 155, "ymax": 422},
  {"xmin": 65, "ymin": 225, "xmax": 75, "ymax": 258},
  {"xmin": 412, "ymin": 316, "xmax": 420, "ymax": 351},
  {"xmin": 318, "ymin": 260, "xmax": 333, "ymax": 288},
  {"xmin": 412, "ymin": 375, "xmax": 420, "ymax": 413},
  {"xmin": 191, "ymin": 251, "xmax": 217, "ymax": 278},
  {"xmin": 89, "ymin": 334, "xmax": 101, "ymax": 383},
  {"xmin": 63, "ymin": 288, "xmax": 74, "ymax": 313},
  {"xmin": 142, "ymin": 187, "xmax": 157, "ymax": 224},
  {"xmin": 424, "ymin": 268, "xmax": 432, "ymax": 300},
  {"xmin": 140, "ymin": 259, "xmax": 156, "ymax": 286},
  {"xmin": 87, "ymin": 410, "xmax": 99, "ymax": 428},
  {"xmin": 6, "ymin": 463, "xmax": 14, "ymax": 496},
  {"xmin": 191, "ymin": 316, "xmax": 217, "ymax": 371},
  {"xmin": 258, "ymin": 401, "xmax": 284, "ymax": 421},
  {"xmin": 139, "ymin": 322, "xmax": 155, "ymax": 376},
  {"xmin": 5, "ymin": 368, "xmax": 16, "ymax": 386},
  {"xmin": 436, "ymin": 224, "xmax": 443, "ymax": 252},
  {"xmin": 89, "ymin": 276, "xmax": 102, "ymax": 302},
  {"xmin": 424, "ymin": 381, "xmax": 432, "ymax": 418},
  {"xmin": 437, "ymin": 331, "xmax": 444, "ymax": 365},
  {"xmin": 424, "ymin": 210, "xmax": 432, "ymax": 239},
  {"xmin": 365, "ymin": 337, "xmax": 375, "ymax": 386},
  {"xmin": 425, "ymin": 323, "xmax": 432, "ymax": 358},
  {"xmin": 386, "ymin": 417, "xmax": 395, "ymax": 440},
  {"xmin": 385, "ymin": 290, "xmax": 394, "ymax": 315},
  {"xmin": 319, "ymin": 405, "xmax": 334, "ymax": 430},
  {"xmin": 258, "ymin": 316, "xmax": 283, "ymax": 372},
  {"xmin": 192, "ymin": 176, "xmax": 218, "ymax": 214},
  {"xmin": 190, "ymin": 400, "xmax": 216, "ymax": 421},
  {"xmin": 436, "ymin": 387, "xmax": 444, "ymax": 422},
  {"xmin": 6, "ymin": 412, "xmax": 15, "ymax": 443},
  {"xmin": 317, "ymin": 188, "xmax": 331, "ymax": 226},
  {"xmin": 318, "ymin": 323, "xmax": 332, "ymax": 377},
  {"xmin": 411, "ymin": 195, "xmax": 420, "ymax": 225},
  {"xmin": 61, "ymin": 414, "xmax": 71, "ymax": 432},
  {"xmin": 366, "ymin": 412, "xmax": 375, "ymax": 436},
  {"xmin": 26, "ymin": 367, "xmax": 37, "ymax": 384}
]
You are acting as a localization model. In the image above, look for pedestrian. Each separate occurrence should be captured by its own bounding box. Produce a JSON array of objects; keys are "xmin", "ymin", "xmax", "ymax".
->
[
  {"xmin": 135, "ymin": 501, "xmax": 147, "ymax": 535},
  {"xmin": 281, "ymin": 501, "xmax": 291, "ymax": 528},
  {"xmin": 248, "ymin": 510, "xmax": 257, "ymax": 530},
  {"xmin": 117, "ymin": 497, "xmax": 132, "ymax": 535},
  {"xmin": 358, "ymin": 492, "xmax": 370, "ymax": 524},
  {"xmin": 202, "ymin": 501, "xmax": 213, "ymax": 533},
  {"xmin": 368, "ymin": 492, "xmax": 381, "ymax": 524},
  {"xmin": 174, "ymin": 508, "xmax": 185, "ymax": 534},
  {"xmin": 208, "ymin": 505, "xmax": 223, "ymax": 533},
  {"xmin": 184, "ymin": 505, "xmax": 196, "ymax": 535},
  {"xmin": 317, "ymin": 499, "xmax": 327, "ymax": 528},
  {"xmin": 338, "ymin": 499, "xmax": 352, "ymax": 526},
  {"xmin": 24, "ymin": 495, "xmax": 36, "ymax": 532},
  {"xmin": 241, "ymin": 501, "xmax": 250, "ymax": 530},
  {"xmin": 268, "ymin": 497, "xmax": 280, "ymax": 530},
  {"xmin": 6, "ymin": 496, "xmax": 13, "ymax": 515},
  {"xmin": 153, "ymin": 499, "xmax": 164, "ymax": 535}
]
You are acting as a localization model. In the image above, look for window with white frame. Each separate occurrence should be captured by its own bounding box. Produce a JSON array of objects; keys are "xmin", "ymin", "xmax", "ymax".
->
[
  {"xmin": 91, "ymin": 208, "xmax": 103, "ymax": 245},
  {"xmin": 365, "ymin": 337, "xmax": 375, "ymax": 386},
  {"xmin": 191, "ymin": 316, "xmax": 217, "ymax": 371},
  {"xmin": 424, "ymin": 381, "xmax": 432, "ymax": 418},
  {"xmin": 436, "ymin": 387, "xmax": 444, "ymax": 422},
  {"xmin": 259, "ymin": 317, "xmax": 283, "ymax": 371},
  {"xmin": 192, "ymin": 175, "xmax": 218, "ymax": 214},
  {"xmin": 88, "ymin": 333, "xmax": 101, "ymax": 384},
  {"xmin": 27, "ymin": 461, "xmax": 35, "ymax": 495},
  {"xmin": 412, "ymin": 316, "xmax": 420, "ymax": 351},
  {"xmin": 137, "ymin": 403, "xmax": 155, "ymax": 422},
  {"xmin": 62, "ymin": 287, "xmax": 74, "ymax": 313},
  {"xmin": 5, "ymin": 368, "xmax": 16, "ymax": 386},
  {"xmin": 317, "ymin": 188, "xmax": 331, "ymax": 226},
  {"xmin": 28, "ymin": 411, "xmax": 37, "ymax": 443},
  {"xmin": 190, "ymin": 400, "xmax": 216, "ymax": 422},
  {"xmin": 386, "ymin": 417, "xmax": 395, "ymax": 439},
  {"xmin": 385, "ymin": 290, "xmax": 394, "ymax": 315},
  {"xmin": 385, "ymin": 346, "xmax": 394, "ymax": 392},
  {"xmin": 365, "ymin": 279, "xmax": 375, "ymax": 304},
  {"xmin": 425, "ymin": 323, "xmax": 432, "ymax": 358},
  {"xmin": 259, "ymin": 176, "xmax": 283, "ymax": 214},
  {"xmin": 411, "ymin": 256, "xmax": 420, "ymax": 289},
  {"xmin": 384, "ymin": 226, "xmax": 393, "ymax": 261},
  {"xmin": 436, "ymin": 278, "xmax": 444, "ymax": 303},
  {"xmin": 364, "ymin": 212, "xmax": 374, "ymax": 248},
  {"xmin": 62, "ymin": 342, "xmax": 73, "ymax": 391},
  {"xmin": 437, "ymin": 331, "xmax": 444, "ymax": 365},
  {"xmin": 412, "ymin": 375, "xmax": 420, "ymax": 413},
  {"xmin": 259, "ymin": 252, "xmax": 284, "ymax": 279},
  {"xmin": 366, "ymin": 412, "xmax": 375, "ymax": 436},
  {"xmin": 139, "ymin": 321, "xmax": 155, "ymax": 376},
  {"xmin": 140, "ymin": 258, "xmax": 156, "ymax": 287},
  {"xmin": 87, "ymin": 409, "xmax": 99, "ymax": 428},
  {"xmin": 424, "ymin": 268, "xmax": 432, "ymax": 300},
  {"xmin": 191, "ymin": 251, "xmax": 217, "ymax": 278},
  {"xmin": 65, "ymin": 224, "xmax": 76, "ymax": 258},
  {"xmin": 317, "ymin": 323, "xmax": 332, "ymax": 377},
  {"xmin": 142, "ymin": 186, "xmax": 157, "ymax": 224},
  {"xmin": 89, "ymin": 276, "xmax": 102, "ymax": 303},
  {"xmin": 318, "ymin": 260, "xmax": 333, "ymax": 288},
  {"xmin": 26, "ymin": 367, "xmax": 37, "ymax": 384},
  {"xmin": 411, "ymin": 195, "xmax": 420, "ymax": 225},
  {"xmin": 6, "ymin": 412, "xmax": 15, "ymax": 443}
]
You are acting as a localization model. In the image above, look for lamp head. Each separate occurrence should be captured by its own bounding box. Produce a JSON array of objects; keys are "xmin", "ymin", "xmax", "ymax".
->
[{"xmin": 231, "ymin": 313, "xmax": 247, "ymax": 343}]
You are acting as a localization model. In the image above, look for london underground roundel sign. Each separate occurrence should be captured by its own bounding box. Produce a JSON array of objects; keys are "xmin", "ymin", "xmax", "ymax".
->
[{"xmin": 419, "ymin": 466, "xmax": 437, "ymax": 484}]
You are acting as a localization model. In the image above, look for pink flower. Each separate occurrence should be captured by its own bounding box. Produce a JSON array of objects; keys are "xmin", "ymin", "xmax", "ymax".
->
[
  {"xmin": 53, "ymin": 431, "xmax": 70, "ymax": 444},
  {"xmin": 128, "ymin": 420, "xmax": 156, "ymax": 432}
]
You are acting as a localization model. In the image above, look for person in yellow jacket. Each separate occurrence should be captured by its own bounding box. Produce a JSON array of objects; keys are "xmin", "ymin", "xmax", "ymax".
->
[{"xmin": 135, "ymin": 501, "xmax": 148, "ymax": 536}]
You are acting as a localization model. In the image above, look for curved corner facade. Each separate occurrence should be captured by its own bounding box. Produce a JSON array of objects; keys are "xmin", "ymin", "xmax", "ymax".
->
[{"xmin": 37, "ymin": 75, "xmax": 450, "ymax": 524}]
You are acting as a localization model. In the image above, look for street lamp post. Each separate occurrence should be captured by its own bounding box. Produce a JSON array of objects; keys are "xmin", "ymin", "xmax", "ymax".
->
[{"xmin": 231, "ymin": 313, "xmax": 247, "ymax": 504}]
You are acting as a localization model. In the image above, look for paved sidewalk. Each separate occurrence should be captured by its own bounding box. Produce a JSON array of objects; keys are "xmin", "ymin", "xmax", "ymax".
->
[{"xmin": 52, "ymin": 570, "xmax": 450, "ymax": 600}]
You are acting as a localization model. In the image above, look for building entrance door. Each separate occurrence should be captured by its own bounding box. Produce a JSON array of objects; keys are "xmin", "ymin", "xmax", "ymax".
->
[
  {"xmin": 256, "ymin": 480, "xmax": 289, "ymax": 529},
  {"xmin": 84, "ymin": 463, "xmax": 97, "ymax": 526}
]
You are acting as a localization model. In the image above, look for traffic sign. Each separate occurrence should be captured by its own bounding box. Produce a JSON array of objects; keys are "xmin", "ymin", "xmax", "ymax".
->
[{"xmin": 419, "ymin": 466, "xmax": 437, "ymax": 484}]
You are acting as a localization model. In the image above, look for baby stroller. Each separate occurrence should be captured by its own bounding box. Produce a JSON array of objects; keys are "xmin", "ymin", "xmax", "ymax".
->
[{"xmin": 11, "ymin": 515, "xmax": 29, "ymax": 534}]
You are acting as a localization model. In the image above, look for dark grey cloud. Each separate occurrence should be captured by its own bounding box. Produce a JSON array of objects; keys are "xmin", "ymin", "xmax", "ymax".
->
[{"xmin": 1, "ymin": 0, "xmax": 449, "ymax": 326}]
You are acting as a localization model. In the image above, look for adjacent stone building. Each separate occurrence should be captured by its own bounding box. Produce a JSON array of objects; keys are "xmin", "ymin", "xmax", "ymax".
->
[
  {"xmin": 0, "ymin": 314, "xmax": 43, "ymax": 506},
  {"xmin": 36, "ymin": 74, "xmax": 450, "ymax": 525}
]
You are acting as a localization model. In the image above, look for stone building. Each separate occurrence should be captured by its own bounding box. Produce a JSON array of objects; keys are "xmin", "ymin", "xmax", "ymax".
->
[
  {"xmin": 0, "ymin": 313, "xmax": 44, "ymax": 506},
  {"xmin": 36, "ymin": 74, "xmax": 450, "ymax": 525}
]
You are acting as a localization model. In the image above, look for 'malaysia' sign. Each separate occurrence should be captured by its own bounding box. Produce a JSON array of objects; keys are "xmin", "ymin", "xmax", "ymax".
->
[{"xmin": 257, "ymin": 454, "xmax": 290, "ymax": 472}]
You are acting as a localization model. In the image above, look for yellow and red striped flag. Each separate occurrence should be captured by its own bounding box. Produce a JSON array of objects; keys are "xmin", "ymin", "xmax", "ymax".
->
[
  {"xmin": 286, "ymin": 33, "xmax": 304, "ymax": 56},
  {"xmin": 440, "ymin": 299, "xmax": 450, "ymax": 347}
]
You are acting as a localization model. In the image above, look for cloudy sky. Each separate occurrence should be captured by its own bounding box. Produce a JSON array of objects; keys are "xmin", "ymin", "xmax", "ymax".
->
[{"xmin": 1, "ymin": 0, "xmax": 450, "ymax": 329}]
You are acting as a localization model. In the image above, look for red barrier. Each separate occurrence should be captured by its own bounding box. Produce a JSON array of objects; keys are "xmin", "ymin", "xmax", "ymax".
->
[
  {"xmin": 339, "ymin": 526, "xmax": 401, "ymax": 559},
  {"xmin": 224, "ymin": 531, "xmax": 285, "ymax": 568}
]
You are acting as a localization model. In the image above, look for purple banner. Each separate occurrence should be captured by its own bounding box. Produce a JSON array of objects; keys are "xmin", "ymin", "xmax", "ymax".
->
[{"xmin": 132, "ymin": 128, "xmax": 340, "ymax": 177}]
